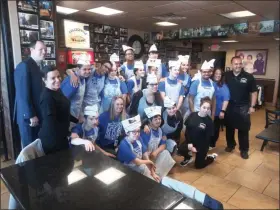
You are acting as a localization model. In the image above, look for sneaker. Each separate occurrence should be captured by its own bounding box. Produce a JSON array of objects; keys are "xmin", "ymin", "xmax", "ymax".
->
[
  {"xmin": 225, "ymin": 146, "xmax": 235, "ymax": 152},
  {"xmin": 207, "ymin": 153, "xmax": 218, "ymax": 160},
  {"xmin": 240, "ymin": 151, "xmax": 249, "ymax": 159},
  {"xmin": 180, "ymin": 157, "xmax": 193, "ymax": 167}
]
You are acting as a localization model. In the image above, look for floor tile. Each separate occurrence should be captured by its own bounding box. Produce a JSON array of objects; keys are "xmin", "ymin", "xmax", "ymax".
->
[
  {"xmin": 204, "ymin": 161, "xmax": 235, "ymax": 178},
  {"xmin": 192, "ymin": 174, "xmax": 240, "ymax": 202},
  {"xmin": 169, "ymin": 166, "xmax": 204, "ymax": 184},
  {"xmin": 254, "ymin": 163, "xmax": 279, "ymax": 181},
  {"xmin": 210, "ymin": 146, "xmax": 232, "ymax": 162},
  {"xmin": 0, "ymin": 192, "xmax": 9, "ymax": 209},
  {"xmin": 0, "ymin": 180, "xmax": 8, "ymax": 195},
  {"xmin": 225, "ymin": 167, "xmax": 271, "ymax": 193},
  {"xmin": 263, "ymin": 142, "xmax": 280, "ymax": 156},
  {"xmin": 222, "ymin": 150, "xmax": 263, "ymax": 172},
  {"xmin": 222, "ymin": 201, "xmax": 239, "ymax": 209},
  {"xmin": 263, "ymin": 180, "xmax": 279, "ymax": 200},
  {"xmin": 228, "ymin": 187, "xmax": 279, "ymax": 209}
]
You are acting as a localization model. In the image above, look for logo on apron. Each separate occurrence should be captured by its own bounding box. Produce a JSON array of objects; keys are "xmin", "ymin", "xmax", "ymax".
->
[
  {"xmin": 199, "ymin": 123, "xmax": 206, "ymax": 129},
  {"xmin": 240, "ymin": 78, "xmax": 247, "ymax": 83}
]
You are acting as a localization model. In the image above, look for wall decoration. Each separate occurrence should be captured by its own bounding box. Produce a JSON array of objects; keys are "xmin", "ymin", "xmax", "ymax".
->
[
  {"xmin": 112, "ymin": 27, "xmax": 120, "ymax": 38},
  {"xmin": 274, "ymin": 20, "xmax": 280, "ymax": 32},
  {"xmin": 17, "ymin": 0, "xmax": 38, "ymax": 13},
  {"xmin": 18, "ymin": 12, "xmax": 39, "ymax": 29},
  {"xmin": 93, "ymin": 24, "xmax": 103, "ymax": 33},
  {"xmin": 151, "ymin": 31, "xmax": 164, "ymax": 41},
  {"xmin": 39, "ymin": 1, "xmax": 53, "ymax": 19},
  {"xmin": 162, "ymin": 30, "xmax": 179, "ymax": 40},
  {"xmin": 120, "ymin": 36, "xmax": 128, "ymax": 45},
  {"xmin": 120, "ymin": 28, "xmax": 128, "ymax": 36},
  {"xmin": 235, "ymin": 49, "xmax": 268, "ymax": 75},
  {"xmin": 20, "ymin": 29, "xmax": 39, "ymax": 44},
  {"xmin": 192, "ymin": 27, "xmax": 206, "ymax": 37},
  {"xmin": 67, "ymin": 50, "xmax": 94, "ymax": 65},
  {"xmin": 248, "ymin": 22, "xmax": 261, "ymax": 34},
  {"xmin": 179, "ymin": 28, "xmax": 193, "ymax": 39},
  {"xmin": 64, "ymin": 20, "xmax": 90, "ymax": 49},
  {"xmin": 259, "ymin": 20, "xmax": 275, "ymax": 33},
  {"xmin": 233, "ymin": 23, "xmax": 248, "ymax": 34},
  {"xmin": 57, "ymin": 50, "xmax": 67, "ymax": 70},
  {"xmin": 43, "ymin": 40, "xmax": 55, "ymax": 58},
  {"xmin": 42, "ymin": 60, "xmax": 56, "ymax": 66},
  {"xmin": 21, "ymin": 47, "xmax": 30, "ymax": 59},
  {"xmin": 144, "ymin": 33, "xmax": 149, "ymax": 44},
  {"xmin": 40, "ymin": 20, "xmax": 54, "ymax": 39},
  {"xmin": 103, "ymin": 25, "xmax": 114, "ymax": 35}
]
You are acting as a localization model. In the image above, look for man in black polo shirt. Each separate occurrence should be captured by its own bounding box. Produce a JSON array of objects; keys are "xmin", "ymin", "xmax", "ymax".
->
[{"xmin": 224, "ymin": 56, "xmax": 257, "ymax": 159}]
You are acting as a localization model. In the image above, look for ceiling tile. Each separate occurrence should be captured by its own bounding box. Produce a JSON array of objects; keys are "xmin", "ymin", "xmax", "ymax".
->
[
  {"xmin": 57, "ymin": 1, "xmax": 115, "ymax": 11},
  {"xmin": 186, "ymin": 1, "xmax": 233, "ymax": 8},
  {"xmin": 204, "ymin": 2, "xmax": 246, "ymax": 14}
]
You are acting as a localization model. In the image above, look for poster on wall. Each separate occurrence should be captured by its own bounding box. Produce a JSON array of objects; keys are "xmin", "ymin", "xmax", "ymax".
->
[
  {"xmin": 259, "ymin": 20, "xmax": 275, "ymax": 33},
  {"xmin": 67, "ymin": 50, "xmax": 94, "ymax": 65},
  {"xmin": 18, "ymin": 12, "xmax": 39, "ymax": 29},
  {"xmin": 274, "ymin": 20, "xmax": 280, "ymax": 32},
  {"xmin": 151, "ymin": 31, "xmax": 164, "ymax": 41},
  {"xmin": 179, "ymin": 28, "xmax": 193, "ymax": 39},
  {"xmin": 120, "ymin": 28, "xmax": 128, "ymax": 36},
  {"xmin": 248, "ymin": 22, "xmax": 261, "ymax": 34},
  {"xmin": 57, "ymin": 50, "xmax": 67, "ymax": 70},
  {"xmin": 162, "ymin": 30, "xmax": 179, "ymax": 40},
  {"xmin": 17, "ymin": 0, "xmax": 38, "ymax": 13},
  {"xmin": 42, "ymin": 60, "xmax": 56, "ymax": 66},
  {"xmin": 144, "ymin": 33, "xmax": 149, "ymax": 44},
  {"xmin": 21, "ymin": 47, "xmax": 30, "ymax": 59},
  {"xmin": 235, "ymin": 49, "xmax": 268, "ymax": 75},
  {"xmin": 43, "ymin": 40, "xmax": 55, "ymax": 58},
  {"xmin": 40, "ymin": 20, "xmax": 54, "ymax": 39},
  {"xmin": 20, "ymin": 29, "xmax": 39, "ymax": 44},
  {"xmin": 64, "ymin": 20, "xmax": 90, "ymax": 49},
  {"xmin": 39, "ymin": 1, "xmax": 53, "ymax": 20}
]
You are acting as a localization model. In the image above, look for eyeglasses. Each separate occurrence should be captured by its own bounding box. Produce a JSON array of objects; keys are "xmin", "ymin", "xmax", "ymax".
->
[
  {"xmin": 131, "ymin": 130, "xmax": 140, "ymax": 135},
  {"xmin": 149, "ymin": 83, "xmax": 158, "ymax": 87}
]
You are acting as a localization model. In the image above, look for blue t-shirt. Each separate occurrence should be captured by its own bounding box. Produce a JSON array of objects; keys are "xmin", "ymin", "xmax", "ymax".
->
[
  {"xmin": 97, "ymin": 111, "xmax": 124, "ymax": 147},
  {"xmin": 100, "ymin": 79, "xmax": 128, "ymax": 98},
  {"xmin": 158, "ymin": 78, "xmax": 185, "ymax": 96},
  {"xmin": 127, "ymin": 78, "xmax": 141, "ymax": 94},
  {"xmin": 215, "ymin": 83, "xmax": 230, "ymax": 116},
  {"xmin": 144, "ymin": 63, "xmax": 168, "ymax": 78},
  {"xmin": 189, "ymin": 79, "xmax": 217, "ymax": 97},
  {"xmin": 178, "ymin": 73, "xmax": 191, "ymax": 96},
  {"xmin": 61, "ymin": 75, "xmax": 84, "ymax": 99},
  {"xmin": 140, "ymin": 129, "xmax": 166, "ymax": 149},
  {"xmin": 117, "ymin": 138, "xmax": 147, "ymax": 164},
  {"xmin": 71, "ymin": 123, "xmax": 97, "ymax": 141}
]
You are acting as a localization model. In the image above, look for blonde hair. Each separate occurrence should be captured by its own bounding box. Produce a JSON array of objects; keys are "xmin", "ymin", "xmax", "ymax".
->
[{"xmin": 109, "ymin": 96, "xmax": 127, "ymax": 121}]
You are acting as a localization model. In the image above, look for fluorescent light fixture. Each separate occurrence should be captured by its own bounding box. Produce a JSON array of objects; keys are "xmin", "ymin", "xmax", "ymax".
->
[
  {"xmin": 221, "ymin": 10, "xmax": 256, "ymax": 19},
  {"xmin": 94, "ymin": 167, "xmax": 125, "ymax": 185},
  {"xmin": 87, "ymin": 7, "xmax": 123, "ymax": 16},
  {"xmin": 222, "ymin": 40, "xmax": 239, "ymax": 43},
  {"xmin": 275, "ymin": 37, "xmax": 280, "ymax": 41},
  {"xmin": 67, "ymin": 169, "xmax": 87, "ymax": 185},
  {"xmin": 155, "ymin": 21, "xmax": 178, "ymax": 26},
  {"xmin": 56, "ymin": 6, "xmax": 79, "ymax": 15}
]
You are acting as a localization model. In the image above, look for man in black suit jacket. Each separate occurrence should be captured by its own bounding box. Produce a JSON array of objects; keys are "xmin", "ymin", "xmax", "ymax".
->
[{"xmin": 14, "ymin": 40, "xmax": 46, "ymax": 147}]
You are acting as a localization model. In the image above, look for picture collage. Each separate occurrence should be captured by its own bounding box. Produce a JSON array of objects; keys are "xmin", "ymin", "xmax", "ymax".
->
[
  {"xmin": 17, "ymin": 0, "xmax": 56, "ymax": 65},
  {"xmin": 90, "ymin": 24, "xmax": 128, "ymax": 64}
]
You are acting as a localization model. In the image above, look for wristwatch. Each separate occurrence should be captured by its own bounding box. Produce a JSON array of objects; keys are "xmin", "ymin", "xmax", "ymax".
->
[{"xmin": 251, "ymin": 105, "xmax": 256, "ymax": 109}]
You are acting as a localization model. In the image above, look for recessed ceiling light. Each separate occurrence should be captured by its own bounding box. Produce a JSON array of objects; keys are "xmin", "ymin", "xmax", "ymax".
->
[
  {"xmin": 221, "ymin": 10, "xmax": 256, "ymax": 19},
  {"xmin": 155, "ymin": 21, "xmax": 178, "ymax": 26},
  {"xmin": 222, "ymin": 40, "xmax": 239, "ymax": 43},
  {"xmin": 275, "ymin": 38, "xmax": 280, "ymax": 41},
  {"xmin": 56, "ymin": 6, "xmax": 79, "ymax": 15},
  {"xmin": 87, "ymin": 6, "xmax": 123, "ymax": 16}
]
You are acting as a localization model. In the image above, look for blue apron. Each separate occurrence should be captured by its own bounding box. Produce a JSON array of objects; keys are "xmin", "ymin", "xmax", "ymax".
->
[
  {"xmin": 165, "ymin": 79, "xmax": 182, "ymax": 104},
  {"xmin": 194, "ymin": 78, "xmax": 215, "ymax": 112},
  {"xmin": 70, "ymin": 78, "xmax": 86, "ymax": 119}
]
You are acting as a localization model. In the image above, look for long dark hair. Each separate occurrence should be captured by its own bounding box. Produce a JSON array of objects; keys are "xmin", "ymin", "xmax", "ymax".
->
[{"xmin": 211, "ymin": 68, "xmax": 225, "ymax": 87}]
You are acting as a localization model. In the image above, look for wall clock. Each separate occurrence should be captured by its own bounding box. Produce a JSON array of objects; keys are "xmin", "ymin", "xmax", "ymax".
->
[{"xmin": 127, "ymin": 34, "xmax": 145, "ymax": 59}]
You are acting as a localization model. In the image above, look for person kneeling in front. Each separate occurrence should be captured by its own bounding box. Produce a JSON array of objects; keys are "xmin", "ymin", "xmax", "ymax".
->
[{"xmin": 117, "ymin": 115, "xmax": 223, "ymax": 210}]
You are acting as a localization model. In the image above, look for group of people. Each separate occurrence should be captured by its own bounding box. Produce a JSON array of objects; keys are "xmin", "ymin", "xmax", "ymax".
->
[{"xmin": 13, "ymin": 39, "xmax": 258, "ymax": 210}]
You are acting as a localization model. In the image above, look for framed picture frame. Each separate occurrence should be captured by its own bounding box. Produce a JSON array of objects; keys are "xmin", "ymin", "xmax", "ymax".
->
[
  {"xmin": 20, "ymin": 29, "xmax": 39, "ymax": 44},
  {"xmin": 39, "ymin": 1, "xmax": 53, "ymax": 20},
  {"xmin": 18, "ymin": 12, "xmax": 39, "ymax": 29},
  {"xmin": 17, "ymin": 0, "xmax": 38, "ymax": 13},
  {"xmin": 40, "ymin": 20, "xmax": 54, "ymax": 39},
  {"xmin": 235, "ymin": 49, "xmax": 268, "ymax": 75},
  {"xmin": 43, "ymin": 40, "xmax": 55, "ymax": 58}
]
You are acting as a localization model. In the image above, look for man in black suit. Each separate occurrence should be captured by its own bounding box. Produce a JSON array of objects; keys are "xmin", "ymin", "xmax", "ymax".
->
[{"xmin": 14, "ymin": 40, "xmax": 46, "ymax": 147}]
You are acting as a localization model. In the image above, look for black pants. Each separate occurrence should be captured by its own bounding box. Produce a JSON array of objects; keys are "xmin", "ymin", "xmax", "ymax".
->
[
  {"xmin": 210, "ymin": 117, "xmax": 221, "ymax": 147},
  {"xmin": 226, "ymin": 126, "xmax": 249, "ymax": 152},
  {"xmin": 195, "ymin": 147, "xmax": 215, "ymax": 169}
]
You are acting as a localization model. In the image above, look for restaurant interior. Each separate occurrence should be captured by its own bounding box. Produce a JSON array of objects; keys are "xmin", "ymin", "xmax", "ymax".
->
[{"xmin": 0, "ymin": 0, "xmax": 279, "ymax": 209}]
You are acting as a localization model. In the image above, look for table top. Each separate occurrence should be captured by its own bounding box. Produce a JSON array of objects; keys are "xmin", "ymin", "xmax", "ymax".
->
[
  {"xmin": 173, "ymin": 197, "xmax": 208, "ymax": 209},
  {"xmin": 256, "ymin": 124, "xmax": 280, "ymax": 142},
  {"xmin": 1, "ymin": 146, "xmax": 185, "ymax": 210}
]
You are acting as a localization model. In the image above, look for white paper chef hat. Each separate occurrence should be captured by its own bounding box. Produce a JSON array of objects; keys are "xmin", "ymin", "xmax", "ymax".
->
[
  {"xmin": 110, "ymin": 53, "xmax": 119, "ymax": 62},
  {"xmin": 178, "ymin": 55, "xmax": 190, "ymax": 63},
  {"xmin": 134, "ymin": 60, "xmax": 144, "ymax": 69},
  {"xmin": 84, "ymin": 105, "xmax": 99, "ymax": 117},
  {"xmin": 77, "ymin": 59, "xmax": 90, "ymax": 65},
  {"xmin": 146, "ymin": 74, "xmax": 158, "ymax": 84},
  {"xmin": 121, "ymin": 115, "xmax": 141, "ymax": 133},
  {"xmin": 164, "ymin": 96, "xmax": 176, "ymax": 108},
  {"xmin": 201, "ymin": 59, "xmax": 216, "ymax": 70},
  {"xmin": 168, "ymin": 60, "xmax": 180, "ymax": 71},
  {"xmin": 147, "ymin": 59, "xmax": 161, "ymax": 68},
  {"xmin": 144, "ymin": 106, "xmax": 162, "ymax": 118},
  {"xmin": 149, "ymin": 44, "xmax": 158, "ymax": 52},
  {"xmin": 122, "ymin": 45, "xmax": 135, "ymax": 53}
]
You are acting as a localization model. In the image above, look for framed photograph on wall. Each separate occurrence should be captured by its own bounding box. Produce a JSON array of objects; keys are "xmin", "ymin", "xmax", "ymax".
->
[
  {"xmin": 17, "ymin": 0, "xmax": 38, "ymax": 13},
  {"xmin": 18, "ymin": 12, "xmax": 39, "ymax": 29},
  {"xmin": 42, "ymin": 59, "xmax": 56, "ymax": 66},
  {"xmin": 120, "ymin": 28, "xmax": 128, "ymax": 37},
  {"xmin": 43, "ymin": 40, "xmax": 55, "ymax": 58},
  {"xmin": 20, "ymin": 29, "xmax": 39, "ymax": 44},
  {"xmin": 21, "ymin": 47, "xmax": 30, "ymax": 59},
  {"xmin": 235, "ymin": 49, "xmax": 268, "ymax": 75},
  {"xmin": 40, "ymin": 20, "xmax": 54, "ymax": 39},
  {"xmin": 39, "ymin": 1, "xmax": 53, "ymax": 20}
]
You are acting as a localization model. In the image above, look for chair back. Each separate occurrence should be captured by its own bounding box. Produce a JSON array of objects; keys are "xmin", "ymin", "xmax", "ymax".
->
[{"xmin": 265, "ymin": 109, "xmax": 280, "ymax": 128}]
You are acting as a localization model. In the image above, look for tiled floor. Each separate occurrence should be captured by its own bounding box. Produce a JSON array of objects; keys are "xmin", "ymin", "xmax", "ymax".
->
[{"xmin": 1, "ymin": 108, "xmax": 279, "ymax": 209}]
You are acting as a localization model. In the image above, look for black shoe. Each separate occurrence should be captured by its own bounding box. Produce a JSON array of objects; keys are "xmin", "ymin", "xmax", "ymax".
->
[
  {"xmin": 225, "ymin": 147, "xmax": 235, "ymax": 152},
  {"xmin": 180, "ymin": 157, "xmax": 193, "ymax": 167},
  {"xmin": 241, "ymin": 151, "xmax": 249, "ymax": 159}
]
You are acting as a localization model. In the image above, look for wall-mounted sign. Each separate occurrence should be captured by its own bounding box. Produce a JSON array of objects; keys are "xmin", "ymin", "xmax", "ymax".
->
[
  {"xmin": 67, "ymin": 50, "xmax": 94, "ymax": 65},
  {"xmin": 64, "ymin": 20, "xmax": 90, "ymax": 49},
  {"xmin": 259, "ymin": 20, "xmax": 275, "ymax": 33}
]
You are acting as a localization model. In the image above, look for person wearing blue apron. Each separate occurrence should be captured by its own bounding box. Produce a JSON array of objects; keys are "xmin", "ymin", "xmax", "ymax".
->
[
  {"xmin": 137, "ymin": 74, "xmax": 163, "ymax": 119},
  {"xmin": 158, "ymin": 61, "xmax": 185, "ymax": 111},
  {"xmin": 61, "ymin": 61, "xmax": 92, "ymax": 121},
  {"xmin": 210, "ymin": 68, "xmax": 230, "ymax": 149},
  {"xmin": 144, "ymin": 44, "xmax": 168, "ymax": 78},
  {"xmin": 127, "ymin": 60, "xmax": 146, "ymax": 116},
  {"xmin": 120, "ymin": 45, "xmax": 135, "ymax": 80},
  {"xmin": 224, "ymin": 56, "xmax": 257, "ymax": 159},
  {"xmin": 100, "ymin": 62, "xmax": 128, "ymax": 113},
  {"xmin": 146, "ymin": 58, "xmax": 162, "ymax": 81},
  {"xmin": 97, "ymin": 96, "xmax": 127, "ymax": 157},
  {"xmin": 188, "ymin": 59, "xmax": 217, "ymax": 119},
  {"xmin": 191, "ymin": 59, "xmax": 215, "ymax": 82},
  {"xmin": 117, "ymin": 114, "xmax": 224, "ymax": 210},
  {"xmin": 140, "ymin": 106, "xmax": 176, "ymax": 178}
]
